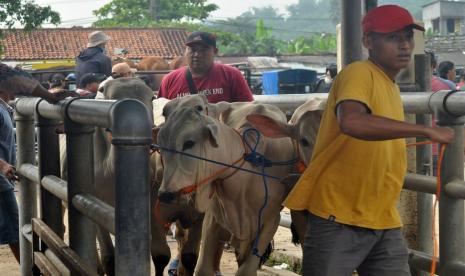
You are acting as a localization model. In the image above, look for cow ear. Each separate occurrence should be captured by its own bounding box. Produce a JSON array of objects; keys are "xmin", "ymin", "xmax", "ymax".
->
[
  {"xmin": 205, "ymin": 124, "xmax": 219, "ymax": 148},
  {"xmin": 152, "ymin": 126, "xmax": 161, "ymax": 144},
  {"xmin": 162, "ymin": 100, "xmax": 178, "ymax": 119},
  {"xmin": 246, "ymin": 114, "xmax": 295, "ymax": 139}
]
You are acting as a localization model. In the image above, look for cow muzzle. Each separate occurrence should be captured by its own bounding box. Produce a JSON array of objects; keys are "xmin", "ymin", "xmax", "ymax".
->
[{"xmin": 158, "ymin": 191, "xmax": 179, "ymax": 203}]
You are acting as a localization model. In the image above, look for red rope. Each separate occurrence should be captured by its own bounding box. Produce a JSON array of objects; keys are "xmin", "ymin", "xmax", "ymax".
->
[{"xmin": 407, "ymin": 140, "xmax": 445, "ymax": 276}]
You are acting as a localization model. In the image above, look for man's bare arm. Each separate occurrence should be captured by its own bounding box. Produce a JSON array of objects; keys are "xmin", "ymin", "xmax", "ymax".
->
[{"xmin": 337, "ymin": 100, "xmax": 454, "ymax": 144}]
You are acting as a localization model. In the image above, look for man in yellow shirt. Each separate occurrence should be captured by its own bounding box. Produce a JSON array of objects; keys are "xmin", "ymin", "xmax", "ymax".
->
[{"xmin": 284, "ymin": 5, "xmax": 454, "ymax": 275}]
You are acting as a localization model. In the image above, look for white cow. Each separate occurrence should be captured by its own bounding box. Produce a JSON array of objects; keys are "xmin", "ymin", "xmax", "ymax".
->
[
  {"xmin": 151, "ymin": 94, "xmax": 244, "ymax": 276},
  {"xmin": 157, "ymin": 103, "xmax": 295, "ymax": 276}
]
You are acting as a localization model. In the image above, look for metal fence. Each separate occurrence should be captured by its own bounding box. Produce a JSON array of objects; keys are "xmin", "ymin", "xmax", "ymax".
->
[{"xmin": 15, "ymin": 97, "xmax": 152, "ymax": 275}]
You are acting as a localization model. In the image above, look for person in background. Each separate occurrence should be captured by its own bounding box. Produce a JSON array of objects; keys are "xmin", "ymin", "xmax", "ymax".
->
[
  {"xmin": 48, "ymin": 73, "xmax": 66, "ymax": 93},
  {"xmin": 158, "ymin": 31, "xmax": 253, "ymax": 103},
  {"xmin": 437, "ymin": 61, "xmax": 456, "ymax": 90},
  {"xmin": 77, "ymin": 73, "xmax": 106, "ymax": 98},
  {"xmin": 456, "ymin": 69, "xmax": 465, "ymax": 90},
  {"xmin": 75, "ymin": 31, "xmax": 112, "ymax": 86},
  {"xmin": 96, "ymin": 62, "xmax": 140, "ymax": 99},
  {"xmin": 64, "ymin": 73, "xmax": 77, "ymax": 91},
  {"xmin": 111, "ymin": 62, "xmax": 137, "ymax": 79},
  {"xmin": 284, "ymin": 6, "xmax": 454, "ymax": 275},
  {"xmin": 159, "ymin": 31, "xmax": 253, "ymax": 276},
  {"xmin": 0, "ymin": 63, "xmax": 71, "ymax": 264},
  {"xmin": 314, "ymin": 63, "xmax": 338, "ymax": 92}
]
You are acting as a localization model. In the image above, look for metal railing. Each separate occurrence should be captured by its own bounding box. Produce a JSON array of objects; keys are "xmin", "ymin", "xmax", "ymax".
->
[{"xmin": 15, "ymin": 97, "xmax": 152, "ymax": 275}]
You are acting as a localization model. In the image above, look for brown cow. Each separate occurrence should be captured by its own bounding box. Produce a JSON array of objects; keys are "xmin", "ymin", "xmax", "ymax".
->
[
  {"xmin": 137, "ymin": 56, "xmax": 170, "ymax": 71},
  {"xmin": 169, "ymin": 56, "xmax": 187, "ymax": 70}
]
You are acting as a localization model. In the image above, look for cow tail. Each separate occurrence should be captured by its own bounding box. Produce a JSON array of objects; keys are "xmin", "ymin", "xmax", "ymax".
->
[
  {"xmin": 290, "ymin": 222, "xmax": 300, "ymax": 245},
  {"xmin": 259, "ymin": 241, "xmax": 274, "ymax": 268}
]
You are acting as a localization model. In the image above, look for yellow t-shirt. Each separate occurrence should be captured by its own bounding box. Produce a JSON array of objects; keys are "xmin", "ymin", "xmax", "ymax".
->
[{"xmin": 284, "ymin": 60, "xmax": 407, "ymax": 229}]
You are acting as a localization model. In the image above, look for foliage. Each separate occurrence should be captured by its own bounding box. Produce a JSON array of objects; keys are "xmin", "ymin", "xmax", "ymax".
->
[
  {"xmin": 217, "ymin": 20, "xmax": 337, "ymax": 56},
  {"xmin": 92, "ymin": 0, "xmax": 218, "ymax": 27},
  {"xmin": 0, "ymin": 0, "xmax": 60, "ymax": 30}
]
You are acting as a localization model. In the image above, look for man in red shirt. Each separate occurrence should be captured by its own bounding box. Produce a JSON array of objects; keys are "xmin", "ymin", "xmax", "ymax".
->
[
  {"xmin": 158, "ymin": 31, "xmax": 253, "ymax": 103},
  {"xmin": 160, "ymin": 31, "xmax": 253, "ymax": 276}
]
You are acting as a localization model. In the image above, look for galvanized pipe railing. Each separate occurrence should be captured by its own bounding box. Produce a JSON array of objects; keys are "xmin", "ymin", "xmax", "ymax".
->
[
  {"xmin": 254, "ymin": 91, "xmax": 458, "ymax": 115},
  {"xmin": 15, "ymin": 97, "xmax": 152, "ymax": 275},
  {"xmin": 14, "ymin": 108, "xmax": 37, "ymax": 275}
]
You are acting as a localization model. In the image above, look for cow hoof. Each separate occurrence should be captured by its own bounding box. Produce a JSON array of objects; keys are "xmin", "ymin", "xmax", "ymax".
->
[
  {"xmin": 181, "ymin": 253, "xmax": 197, "ymax": 275},
  {"xmin": 102, "ymin": 255, "xmax": 115, "ymax": 276},
  {"xmin": 153, "ymin": 255, "xmax": 170, "ymax": 276}
]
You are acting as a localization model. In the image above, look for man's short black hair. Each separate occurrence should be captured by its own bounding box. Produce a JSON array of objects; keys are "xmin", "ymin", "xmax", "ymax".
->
[
  {"xmin": 438, "ymin": 61, "xmax": 454, "ymax": 79},
  {"xmin": 79, "ymin": 73, "xmax": 106, "ymax": 88},
  {"xmin": 326, "ymin": 64, "xmax": 338, "ymax": 79}
]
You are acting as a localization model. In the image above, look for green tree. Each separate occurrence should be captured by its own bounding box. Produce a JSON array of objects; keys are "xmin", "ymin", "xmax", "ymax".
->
[
  {"xmin": 0, "ymin": 0, "xmax": 60, "ymax": 30},
  {"xmin": 92, "ymin": 0, "xmax": 218, "ymax": 27}
]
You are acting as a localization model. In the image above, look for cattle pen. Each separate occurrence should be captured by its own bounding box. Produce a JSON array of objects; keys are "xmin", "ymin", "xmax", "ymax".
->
[
  {"xmin": 13, "ymin": 58, "xmax": 465, "ymax": 275},
  {"xmin": 9, "ymin": 1, "xmax": 465, "ymax": 276}
]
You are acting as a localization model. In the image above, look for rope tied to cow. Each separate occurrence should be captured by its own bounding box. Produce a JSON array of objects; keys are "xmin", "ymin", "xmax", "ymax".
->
[
  {"xmin": 151, "ymin": 127, "xmax": 298, "ymax": 258},
  {"xmin": 406, "ymin": 140, "xmax": 446, "ymax": 276}
]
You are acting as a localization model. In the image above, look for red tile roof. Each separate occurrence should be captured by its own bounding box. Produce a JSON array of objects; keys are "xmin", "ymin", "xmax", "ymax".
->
[{"xmin": 1, "ymin": 28, "xmax": 189, "ymax": 60}]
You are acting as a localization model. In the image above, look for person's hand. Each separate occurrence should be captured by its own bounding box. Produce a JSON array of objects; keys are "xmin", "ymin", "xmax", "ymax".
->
[
  {"xmin": 45, "ymin": 90, "xmax": 79, "ymax": 104},
  {"xmin": 427, "ymin": 127, "xmax": 455, "ymax": 144},
  {"xmin": 0, "ymin": 161, "xmax": 19, "ymax": 181}
]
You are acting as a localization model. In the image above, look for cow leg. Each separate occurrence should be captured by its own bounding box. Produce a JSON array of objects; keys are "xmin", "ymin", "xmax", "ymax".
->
[
  {"xmin": 194, "ymin": 210, "xmax": 219, "ymax": 276},
  {"xmin": 236, "ymin": 215, "xmax": 280, "ymax": 276},
  {"xmin": 96, "ymin": 227, "xmax": 115, "ymax": 276},
  {"xmin": 180, "ymin": 215, "xmax": 203, "ymax": 276},
  {"xmin": 151, "ymin": 196, "xmax": 171, "ymax": 276},
  {"xmin": 151, "ymin": 219, "xmax": 170, "ymax": 276},
  {"xmin": 290, "ymin": 210, "xmax": 308, "ymax": 250}
]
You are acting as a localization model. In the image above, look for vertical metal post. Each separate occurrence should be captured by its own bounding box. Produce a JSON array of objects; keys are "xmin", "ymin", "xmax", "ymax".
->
[
  {"xmin": 36, "ymin": 100, "xmax": 64, "ymax": 237},
  {"xmin": 112, "ymin": 101, "xmax": 151, "ymax": 275},
  {"xmin": 15, "ymin": 110, "xmax": 37, "ymax": 276},
  {"xmin": 341, "ymin": 0, "xmax": 362, "ymax": 67},
  {"xmin": 364, "ymin": 0, "xmax": 377, "ymax": 12},
  {"xmin": 64, "ymin": 115, "xmax": 97, "ymax": 274},
  {"xmin": 437, "ymin": 112, "xmax": 465, "ymax": 275},
  {"xmin": 414, "ymin": 55, "xmax": 433, "ymax": 276}
]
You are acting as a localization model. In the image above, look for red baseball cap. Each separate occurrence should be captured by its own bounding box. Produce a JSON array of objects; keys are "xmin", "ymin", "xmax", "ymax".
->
[{"xmin": 362, "ymin": 5, "xmax": 425, "ymax": 35}]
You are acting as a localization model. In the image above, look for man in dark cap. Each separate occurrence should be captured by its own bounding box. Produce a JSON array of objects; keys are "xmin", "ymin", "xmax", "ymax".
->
[
  {"xmin": 77, "ymin": 72, "xmax": 106, "ymax": 98},
  {"xmin": 159, "ymin": 31, "xmax": 253, "ymax": 276},
  {"xmin": 158, "ymin": 31, "xmax": 253, "ymax": 103},
  {"xmin": 284, "ymin": 5, "xmax": 454, "ymax": 275}
]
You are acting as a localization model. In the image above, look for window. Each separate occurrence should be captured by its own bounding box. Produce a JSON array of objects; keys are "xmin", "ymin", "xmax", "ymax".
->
[{"xmin": 447, "ymin": 18, "xmax": 455, "ymax": 33}]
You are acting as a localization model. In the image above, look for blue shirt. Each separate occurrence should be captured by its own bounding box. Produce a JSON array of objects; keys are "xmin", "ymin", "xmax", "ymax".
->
[{"xmin": 0, "ymin": 101, "xmax": 15, "ymax": 192}]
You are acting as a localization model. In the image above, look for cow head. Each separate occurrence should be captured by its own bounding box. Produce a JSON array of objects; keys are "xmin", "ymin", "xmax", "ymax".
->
[
  {"xmin": 246, "ymin": 98, "xmax": 324, "ymax": 167},
  {"xmin": 162, "ymin": 94, "xmax": 232, "ymax": 122},
  {"xmin": 103, "ymin": 77, "xmax": 155, "ymax": 122},
  {"xmin": 157, "ymin": 107, "xmax": 219, "ymax": 211}
]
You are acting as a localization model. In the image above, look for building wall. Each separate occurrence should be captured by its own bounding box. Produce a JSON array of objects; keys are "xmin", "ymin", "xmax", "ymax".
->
[{"xmin": 423, "ymin": 1, "xmax": 465, "ymax": 35}]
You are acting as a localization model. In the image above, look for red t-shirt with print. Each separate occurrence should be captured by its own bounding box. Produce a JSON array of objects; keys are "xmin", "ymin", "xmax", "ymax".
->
[{"xmin": 158, "ymin": 63, "xmax": 253, "ymax": 103}]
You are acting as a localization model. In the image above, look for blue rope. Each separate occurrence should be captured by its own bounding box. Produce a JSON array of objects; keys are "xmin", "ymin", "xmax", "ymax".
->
[
  {"xmin": 242, "ymin": 128, "xmax": 299, "ymax": 167},
  {"xmin": 150, "ymin": 143, "xmax": 282, "ymax": 180},
  {"xmin": 251, "ymin": 163, "xmax": 269, "ymax": 259}
]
